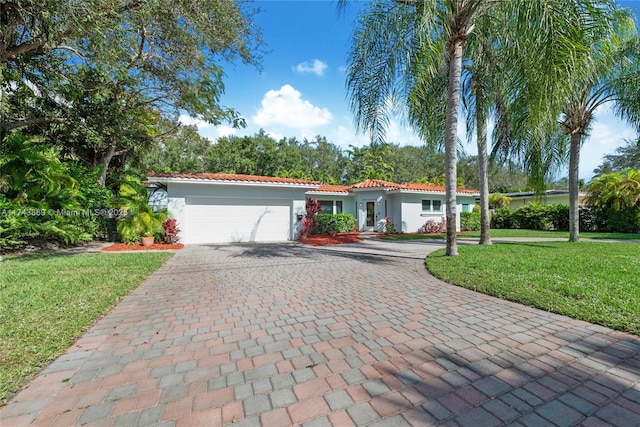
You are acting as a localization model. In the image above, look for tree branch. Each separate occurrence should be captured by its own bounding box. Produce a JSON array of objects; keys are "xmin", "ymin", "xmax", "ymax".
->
[{"xmin": 4, "ymin": 117, "xmax": 67, "ymax": 131}]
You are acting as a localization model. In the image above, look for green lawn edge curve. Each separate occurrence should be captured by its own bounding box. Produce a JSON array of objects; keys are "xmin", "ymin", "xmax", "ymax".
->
[{"xmin": 426, "ymin": 241, "xmax": 640, "ymax": 335}]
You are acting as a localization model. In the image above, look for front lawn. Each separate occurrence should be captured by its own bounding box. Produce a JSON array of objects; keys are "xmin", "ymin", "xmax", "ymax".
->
[
  {"xmin": 426, "ymin": 242, "xmax": 640, "ymax": 335},
  {"xmin": 0, "ymin": 252, "xmax": 173, "ymax": 402},
  {"xmin": 462, "ymin": 229, "xmax": 640, "ymax": 240},
  {"xmin": 380, "ymin": 229, "xmax": 640, "ymax": 240}
]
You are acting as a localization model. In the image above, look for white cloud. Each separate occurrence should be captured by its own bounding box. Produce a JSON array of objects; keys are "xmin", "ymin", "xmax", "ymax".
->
[
  {"xmin": 293, "ymin": 59, "xmax": 328, "ymax": 76},
  {"xmin": 178, "ymin": 114, "xmax": 212, "ymax": 130},
  {"xmin": 180, "ymin": 114, "xmax": 238, "ymax": 142},
  {"xmin": 252, "ymin": 84, "xmax": 333, "ymax": 129}
]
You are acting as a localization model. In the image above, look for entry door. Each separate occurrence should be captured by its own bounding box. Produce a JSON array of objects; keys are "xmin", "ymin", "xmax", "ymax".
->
[{"xmin": 366, "ymin": 201, "xmax": 375, "ymax": 228}]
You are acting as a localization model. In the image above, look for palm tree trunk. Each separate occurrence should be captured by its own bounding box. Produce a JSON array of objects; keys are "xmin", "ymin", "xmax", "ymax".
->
[
  {"xmin": 445, "ymin": 39, "xmax": 464, "ymax": 256},
  {"xmin": 476, "ymin": 101, "xmax": 491, "ymax": 245},
  {"xmin": 568, "ymin": 132, "xmax": 582, "ymax": 242}
]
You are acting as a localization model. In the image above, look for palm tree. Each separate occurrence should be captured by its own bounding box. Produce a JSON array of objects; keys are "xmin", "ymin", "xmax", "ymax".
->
[
  {"xmin": 342, "ymin": 0, "xmax": 601, "ymax": 256},
  {"xmin": 500, "ymin": 5, "xmax": 640, "ymax": 242}
]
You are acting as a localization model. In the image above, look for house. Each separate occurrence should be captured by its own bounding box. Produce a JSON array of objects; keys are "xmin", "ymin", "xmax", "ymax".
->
[
  {"xmin": 502, "ymin": 190, "xmax": 587, "ymax": 209},
  {"xmin": 147, "ymin": 173, "xmax": 479, "ymax": 244}
]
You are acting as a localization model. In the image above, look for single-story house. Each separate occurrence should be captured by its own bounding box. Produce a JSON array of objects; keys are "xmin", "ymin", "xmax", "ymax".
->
[
  {"xmin": 501, "ymin": 190, "xmax": 587, "ymax": 209},
  {"xmin": 147, "ymin": 173, "xmax": 479, "ymax": 244}
]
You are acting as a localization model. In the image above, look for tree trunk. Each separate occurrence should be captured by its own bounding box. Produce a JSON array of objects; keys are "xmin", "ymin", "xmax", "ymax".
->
[
  {"xmin": 98, "ymin": 141, "xmax": 117, "ymax": 187},
  {"xmin": 445, "ymin": 39, "xmax": 464, "ymax": 256},
  {"xmin": 476, "ymin": 98, "xmax": 491, "ymax": 245},
  {"xmin": 568, "ymin": 132, "xmax": 582, "ymax": 242}
]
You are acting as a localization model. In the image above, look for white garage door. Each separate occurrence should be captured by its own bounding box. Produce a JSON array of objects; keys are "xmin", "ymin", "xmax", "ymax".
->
[{"xmin": 185, "ymin": 197, "xmax": 291, "ymax": 244}]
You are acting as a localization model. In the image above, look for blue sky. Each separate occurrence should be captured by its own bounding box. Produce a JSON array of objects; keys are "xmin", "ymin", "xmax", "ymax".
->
[{"xmin": 183, "ymin": 0, "xmax": 640, "ymax": 181}]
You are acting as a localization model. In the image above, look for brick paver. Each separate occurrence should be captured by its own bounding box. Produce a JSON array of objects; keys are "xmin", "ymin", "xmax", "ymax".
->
[{"xmin": 1, "ymin": 238, "xmax": 640, "ymax": 426}]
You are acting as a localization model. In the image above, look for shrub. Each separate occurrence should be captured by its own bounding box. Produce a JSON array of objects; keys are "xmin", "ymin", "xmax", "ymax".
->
[
  {"xmin": 299, "ymin": 198, "xmax": 322, "ymax": 239},
  {"xmin": 460, "ymin": 207, "xmax": 481, "ymax": 231},
  {"xmin": 580, "ymin": 206, "xmax": 605, "ymax": 232},
  {"xmin": 314, "ymin": 214, "xmax": 356, "ymax": 234},
  {"xmin": 383, "ymin": 216, "xmax": 396, "ymax": 234},
  {"xmin": 546, "ymin": 204, "xmax": 570, "ymax": 231},
  {"xmin": 491, "ymin": 207, "xmax": 516, "ymax": 229},
  {"xmin": 419, "ymin": 218, "xmax": 446, "ymax": 233},
  {"xmin": 606, "ymin": 207, "xmax": 639, "ymax": 233},
  {"xmin": 512, "ymin": 204, "xmax": 551, "ymax": 230},
  {"xmin": 162, "ymin": 219, "xmax": 181, "ymax": 243}
]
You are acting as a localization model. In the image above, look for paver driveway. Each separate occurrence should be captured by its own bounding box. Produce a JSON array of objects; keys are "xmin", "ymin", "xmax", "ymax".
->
[{"xmin": 2, "ymin": 238, "xmax": 640, "ymax": 426}]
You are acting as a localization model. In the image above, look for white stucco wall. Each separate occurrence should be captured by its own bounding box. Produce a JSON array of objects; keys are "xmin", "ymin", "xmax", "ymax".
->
[{"xmin": 164, "ymin": 181, "xmax": 312, "ymax": 243}]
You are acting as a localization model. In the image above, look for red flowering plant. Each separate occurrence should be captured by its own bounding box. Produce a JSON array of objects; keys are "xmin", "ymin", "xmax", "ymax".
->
[
  {"xmin": 162, "ymin": 218, "xmax": 181, "ymax": 243},
  {"xmin": 298, "ymin": 198, "xmax": 322, "ymax": 239},
  {"xmin": 419, "ymin": 217, "xmax": 446, "ymax": 233},
  {"xmin": 383, "ymin": 216, "xmax": 396, "ymax": 234}
]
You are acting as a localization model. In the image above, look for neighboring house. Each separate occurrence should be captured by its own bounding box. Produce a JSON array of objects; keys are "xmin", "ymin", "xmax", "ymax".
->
[
  {"xmin": 148, "ymin": 173, "xmax": 479, "ymax": 244},
  {"xmin": 503, "ymin": 190, "xmax": 587, "ymax": 209}
]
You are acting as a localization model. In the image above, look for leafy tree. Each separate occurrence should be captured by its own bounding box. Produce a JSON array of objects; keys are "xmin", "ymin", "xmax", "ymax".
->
[
  {"xmin": 595, "ymin": 138, "xmax": 640, "ymax": 174},
  {"xmin": 346, "ymin": 143, "xmax": 395, "ymax": 183},
  {"xmin": 137, "ymin": 124, "xmax": 211, "ymax": 174},
  {"xmin": 299, "ymin": 136, "xmax": 348, "ymax": 184},
  {"xmin": 1, "ymin": 0, "xmax": 263, "ymax": 184},
  {"xmin": 385, "ymin": 144, "xmax": 445, "ymax": 184}
]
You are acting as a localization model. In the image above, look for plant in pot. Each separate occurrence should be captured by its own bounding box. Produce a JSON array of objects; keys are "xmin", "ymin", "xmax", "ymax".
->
[{"xmin": 115, "ymin": 176, "xmax": 168, "ymax": 245}]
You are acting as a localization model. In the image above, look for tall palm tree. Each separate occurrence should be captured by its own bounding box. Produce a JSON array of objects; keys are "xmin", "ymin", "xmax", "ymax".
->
[
  {"xmin": 343, "ymin": 0, "xmax": 603, "ymax": 256},
  {"xmin": 498, "ymin": 5, "xmax": 640, "ymax": 242}
]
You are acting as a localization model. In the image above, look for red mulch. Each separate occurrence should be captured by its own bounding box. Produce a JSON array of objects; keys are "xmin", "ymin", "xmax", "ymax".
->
[
  {"xmin": 102, "ymin": 243, "xmax": 184, "ymax": 251},
  {"xmin": 299, "ymin": 232, "xmax": 362, "ymax": 246}
]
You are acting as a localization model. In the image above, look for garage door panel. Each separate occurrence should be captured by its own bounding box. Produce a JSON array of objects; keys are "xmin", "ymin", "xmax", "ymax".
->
[{"xmin": 186, "ymin": 197, "xmax": 291, "ymax": 243}]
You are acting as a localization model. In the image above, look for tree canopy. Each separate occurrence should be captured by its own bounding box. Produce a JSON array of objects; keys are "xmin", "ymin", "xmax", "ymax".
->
[{"xmin": 1, "ymin": 0, "xmax": 264, "ymax": 184}]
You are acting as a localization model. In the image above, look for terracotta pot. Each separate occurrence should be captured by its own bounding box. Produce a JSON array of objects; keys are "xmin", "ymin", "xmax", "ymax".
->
[{"xmin": 141, "ymin": 236, "xmax": 155, "ymax": 247}]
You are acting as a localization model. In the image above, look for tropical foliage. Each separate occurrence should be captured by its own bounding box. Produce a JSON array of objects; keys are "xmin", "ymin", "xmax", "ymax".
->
[
  {"xmin": 585, "ymin": 169, "xmax": 640, "ymax": 232},
  {"xmin": 114, "ymin": 177, "xmax": 169, "ymax": 244}
]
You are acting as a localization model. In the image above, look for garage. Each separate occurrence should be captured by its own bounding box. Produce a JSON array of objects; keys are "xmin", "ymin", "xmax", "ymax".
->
[
  {"xmin": 185, "ymin": 197, "xmax": 291, "ymax": 244},
  {"xmin": 147, "ymin": 173, "xmax": 319, "ymax": 244}
]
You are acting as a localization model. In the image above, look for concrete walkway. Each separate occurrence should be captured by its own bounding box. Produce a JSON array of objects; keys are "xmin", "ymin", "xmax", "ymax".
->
[{"xmin": 2, "ymin": 239, "xmax": 640, "ymax": 426}]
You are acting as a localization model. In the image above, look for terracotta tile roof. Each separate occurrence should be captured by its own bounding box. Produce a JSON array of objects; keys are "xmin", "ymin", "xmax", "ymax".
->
[
  {"xmin": 147, "ymin": 172, "xmax": 319, "ymax": 185},
  {"xmin": 350, "ymin": 179, "xmax": 400, "ymax": 189},
  {"xmin": 399, "ymin": 182, "xmax": 478, "ymax": 195},
  {"xmin": 313, "ymin": 184, "xmax": 351, "ymax": 193},
  {"xmin": 147, "ymin": 173, "xmax": 479, "ymax": 194}
]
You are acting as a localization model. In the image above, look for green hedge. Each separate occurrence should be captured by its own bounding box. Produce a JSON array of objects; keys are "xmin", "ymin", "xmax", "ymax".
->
[
  {"xmin": 460, "ymin": 207, "xmax": 481, "ymax": 231},
  {"xmin": 488, "ymin": 204, "xmax": 631, "ymax": 232},
  {"xmin": 313, "ymin": 213, "xmax": 356, "ymax": 234}
]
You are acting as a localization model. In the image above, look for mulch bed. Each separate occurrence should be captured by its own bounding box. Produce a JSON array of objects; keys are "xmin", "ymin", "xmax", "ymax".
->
[
  {"xmin": 102, "ymin": 243, "xmax": 184, "ymax": 251},
  {"xmin": 299, "ymin": 232, "xmax": 362, "ymax": 246}
]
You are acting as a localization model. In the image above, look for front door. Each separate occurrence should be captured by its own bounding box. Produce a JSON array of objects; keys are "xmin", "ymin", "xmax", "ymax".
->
[{"xmin": 366, "ymin": 201, "xmax": 375, "ymax": 229}]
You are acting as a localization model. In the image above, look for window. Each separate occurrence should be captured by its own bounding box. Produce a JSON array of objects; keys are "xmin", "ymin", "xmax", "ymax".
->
[
  {"xmin": 462, "ymin": 203, "xmax": 470, "ymax": 213},
  {"xmin": 336, "ymin": 201, "xmax": 343, "ymax": 214},
  {"xmin": 422, "ymin": 199, "xmax": 442, "ymax": 212},
  {"xmin": 318, "ymin": 200, "xmax": 333, "ymax": 213}
]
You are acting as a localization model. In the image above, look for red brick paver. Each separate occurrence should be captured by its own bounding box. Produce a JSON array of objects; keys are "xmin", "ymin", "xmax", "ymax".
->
[{"xmin": 2, "ymin": 239, "xmax": 640, "ymax": 426}]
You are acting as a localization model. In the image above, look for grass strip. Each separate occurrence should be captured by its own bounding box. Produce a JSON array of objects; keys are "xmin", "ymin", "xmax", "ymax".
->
[
  {"xmin": 426, "ymin": 242, "xmax": 640, "ymax": 335},
  {"xmin": 380, "ymin": 229, "xmax": 640, "ymax": 240},
  {"xmin": 0, "ymin": 252, "xmax": 173, "ymax": 402}
]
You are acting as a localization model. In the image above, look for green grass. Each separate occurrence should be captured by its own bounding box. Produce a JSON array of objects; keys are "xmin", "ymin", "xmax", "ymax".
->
[
  {"xmin": 0, "ymin": 252, "xmax": 173, "ymax": 402},
  {"xmin": 380, "ymin": 229, "xmax": 640, "ymax": 240},
  {"xmin": 426, "ymin": 242, "xmax": 640, "ymax": 335}
]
